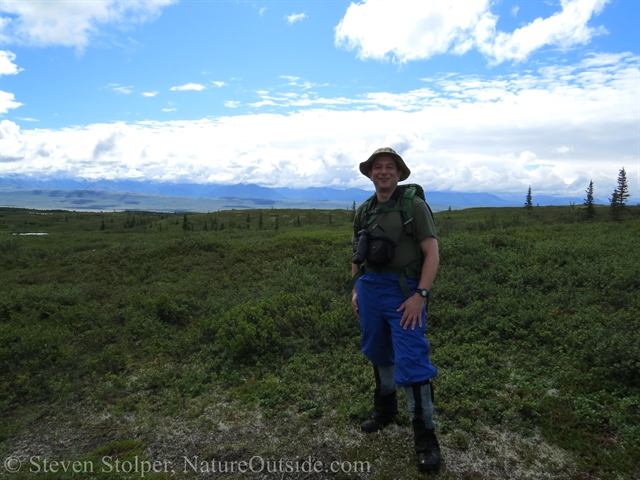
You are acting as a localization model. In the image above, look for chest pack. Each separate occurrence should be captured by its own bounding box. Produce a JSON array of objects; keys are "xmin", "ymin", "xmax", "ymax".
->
[{"xmin": 347, "ymin": 184, "xmax": 431, "ymax": 296}]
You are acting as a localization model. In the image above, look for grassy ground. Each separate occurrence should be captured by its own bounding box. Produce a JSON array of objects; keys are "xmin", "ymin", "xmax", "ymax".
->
[{"xmin": 0, "ymin": 204, "xmax": 638, "ymax": 479}]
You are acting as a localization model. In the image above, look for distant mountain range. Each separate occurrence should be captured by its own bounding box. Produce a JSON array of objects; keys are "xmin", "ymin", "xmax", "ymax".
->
[{"xmin": 0, "ymin": 176, "xmax": 607, "ymax": 212}]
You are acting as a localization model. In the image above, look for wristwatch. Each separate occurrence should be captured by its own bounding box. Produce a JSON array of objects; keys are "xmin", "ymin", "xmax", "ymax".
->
[{"xmin": 417, "ymin": 288, "xmax": 429, "ymax": 299}]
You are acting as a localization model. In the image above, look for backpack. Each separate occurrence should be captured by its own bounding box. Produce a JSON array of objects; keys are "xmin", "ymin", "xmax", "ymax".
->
[{"xmin": 347, "ymin": 184, "xmax": 432, "ymax": 296}]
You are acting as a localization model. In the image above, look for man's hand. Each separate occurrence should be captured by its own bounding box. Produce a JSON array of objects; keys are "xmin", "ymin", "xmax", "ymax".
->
[
  {"xmin": 352, "ymin": 292, "xmax": 359, "ymax": 318},
  {"xmin": 398, "ymin": 294, "xmax": 424, "ymax": 330}
]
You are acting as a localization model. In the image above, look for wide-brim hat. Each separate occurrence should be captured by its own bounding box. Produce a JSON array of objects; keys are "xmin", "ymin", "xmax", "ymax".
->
[{"xmin": 359, "ymin": 147, "xmax": 411, "ymax": 181}]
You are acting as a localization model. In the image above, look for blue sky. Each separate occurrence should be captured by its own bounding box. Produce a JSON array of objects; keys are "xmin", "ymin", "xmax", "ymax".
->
[{"xmin": 1, "ymin": 0, "xmax": 638, "ymax": 199}]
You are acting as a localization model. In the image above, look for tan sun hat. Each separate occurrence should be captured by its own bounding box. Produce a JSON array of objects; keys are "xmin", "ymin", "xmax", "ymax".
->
[{"xmin": 359, "ymin": 147, "xmax": 411, "ymax": 181}]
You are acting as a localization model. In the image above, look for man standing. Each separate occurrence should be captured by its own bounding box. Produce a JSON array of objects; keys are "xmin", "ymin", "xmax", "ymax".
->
[{"xmin": 350, "ymin": 147, "xmax": 441, "ymax": 473}]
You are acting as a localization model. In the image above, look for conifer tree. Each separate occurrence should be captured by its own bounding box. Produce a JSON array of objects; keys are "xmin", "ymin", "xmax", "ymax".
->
[
  {"xmin": 610, "ymin": 167, "xmax": 631, "ymax": 220},
  {"xmin": 583, "ymin": 180, "xmax": 596, "ymax": 220},
  {"xmin": 182, "ymin": 214, "xmax": 188, "ymax": 230},
  {"xmin": 524, "ymin": 186, "xmax": 533, "ymax": 210},
  {"xmin": 100, "ymin": 220, "xmax": 105, "ymax": 230},
  {"xmin": 259, "ymin": 212, "xmax": 263, "ymax": 229},
  {"xmin": 610, "ymin": 189, "xmax": 621, "ymax": 220},
  {"xmin": 616, "ymin": 167, "xmax": 630, "ymax": 206}
]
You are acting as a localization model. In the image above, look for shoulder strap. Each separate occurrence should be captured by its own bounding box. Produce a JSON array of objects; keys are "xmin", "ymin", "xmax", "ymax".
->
[{"xmin": 399, "ymin": 185, "xmax": 417, "ymax": 238}]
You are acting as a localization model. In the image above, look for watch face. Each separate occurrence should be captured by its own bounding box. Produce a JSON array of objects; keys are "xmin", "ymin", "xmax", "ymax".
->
[{"xmin": 420, "ymin": 289, "xmax": 428, "ymax": 297}]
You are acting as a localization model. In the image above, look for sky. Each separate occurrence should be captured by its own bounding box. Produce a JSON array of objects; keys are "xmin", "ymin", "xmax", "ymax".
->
[{"xmin": 0, "ymin": 0, "xmax": 639, "ymax": 199}]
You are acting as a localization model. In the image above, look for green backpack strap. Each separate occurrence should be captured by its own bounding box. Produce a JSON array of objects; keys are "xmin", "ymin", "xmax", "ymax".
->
[
  {"xmin": 398, "ymin": 184, "xmax": 428, "ymax": 286},
  {"xmin": 345, "ymin": 264, "xmax": 365, "ymax": 293},
  {"xmin": 400, "ymin": 185, "xmax": 416, "ymax": 237}
]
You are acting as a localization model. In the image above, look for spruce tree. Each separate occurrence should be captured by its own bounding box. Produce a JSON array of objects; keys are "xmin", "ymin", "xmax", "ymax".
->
[
  {"xmin": 610, "ymin": 167, "xmax": 631, "ymax": 220},
  {"xmin": 583, "ymin": 180, "xmax": 596, "ymax": 220},
  {"xmin": 182, "ymin": 214, "xmax": 188, "ymax": 230},
  {"xmin": 524, "ymin": 186, "xmax": 533, "ymax": 210},
  {"xmin": 609, "ymin": 189, "xmax": 621, "ymax": 220},
  {"xmin": 616, "ymin": 167, "xmax": 630, "ymax": 206},
  {"xmin": 259, "ymin": 212, "xmax": 263, "ymax": 229}
]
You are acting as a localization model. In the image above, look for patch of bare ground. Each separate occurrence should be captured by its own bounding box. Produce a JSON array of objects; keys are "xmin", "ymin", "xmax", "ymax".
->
[{"xmin": 2, "ymin": 396, "xmax": 584, "ymax": 479}]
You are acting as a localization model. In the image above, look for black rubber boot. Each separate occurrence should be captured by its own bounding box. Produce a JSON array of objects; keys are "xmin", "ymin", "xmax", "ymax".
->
[
  {"xmin": 361, "ymin": 366, "xmax": 398, "ymax": 433},
  {"xmin": 406, "ymin": 381, "xmax": 440, "ymax": 473},
  {"xmin": 361, "ymin": 390, "xmax": 398, "ymax": 432},
  {"xmin": 414, "ymin": 424, "xmax": 441, "ymax": 473}
]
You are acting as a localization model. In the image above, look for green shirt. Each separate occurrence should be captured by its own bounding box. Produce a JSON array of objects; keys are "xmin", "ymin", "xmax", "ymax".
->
[{"xmin": 353, "ymin": 194, "xmax": 437, "ymax": 271}]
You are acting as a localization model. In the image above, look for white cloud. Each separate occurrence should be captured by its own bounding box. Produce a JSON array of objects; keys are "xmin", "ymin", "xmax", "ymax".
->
[
  {"xmin": 142, "ymin": 91, "xmax": 159, "ymax": 97},
  {"xmin": 0, "ymin": 0, "xmax": 176, "ymax": 49},
  {"xmin": 0, "ymin": 50, "xmax": 22, "ymax": 75},
  {"xmin": 1, "ymin": 54, "xmax": 637, "ymax": 197},
  {"xmin": 162, "ymin": 108, "xmax": 177, "ymax": 112},
  {"xmin": 15, "ymin": 117, "xmax": 38, "ymax": 122},
  {"xmin": 511, "ymin": 5, "xmax": 520, "ymax": 17},
  {"xmin": 285, "ymin": 13, "xmax": 307, "ymax": 25},
  {"xmin": 259, "ymin": 7, "xmax": 267, "ymax": 16},
  {"xmin": 0, "ymin": 50, "xmax": 23, "ymax": 114},
  {"xmin": 211, "ymin": 81, "xmax": 227, "ymax": 87},
  {"xmin": 0, "ymin": 90, "xmax": 22, "ymax": 114},
  {"xmin": 335, "ymin": 0, "xmax": 610, "ymax": 65},
  {"xmin": 224, "ymin": 101, "xmax": 241, "ymax": 108},
  {"xmin": 170, "ymin": 83, "xmax": 206, "ymax": 91},
  {"xmin": 480, "ymin": 0, "xmax": 610, "ymax": 65},
  {"xmin": 554, "ymin": 146, "xmax": 573, "ymax": 153},
  {"xmin": 108, "ymin": 83, "xmax": 133, "ymax": 94},
  {"xmin": 279, "ymin": 75, "xmax": 321, "ymax": 90}
]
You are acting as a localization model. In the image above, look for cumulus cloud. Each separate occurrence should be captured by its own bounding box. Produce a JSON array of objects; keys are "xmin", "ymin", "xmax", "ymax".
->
[
  {"xmin": 211, "ymin": 81, "xmax": 227, "ymax": 87},
  {"xmin": 0, "ymin": 0, "xmax": 176, "ymax": 49},
  {"xmin": 0, "ymin": 50, "xmax": 22, "ymax": 75},
  {"xmin": 0, "ymin": 90, "xmax": 22, "ymax": 114},
  {"xmin": 170, "ymin": 83, "xmax": 206, "ymax": 91},
  {"xmin": 93, "ymin": 131, "xmax": 122, "ymax": 159},
  {"xmin": 141, "ymin": 91, "xmax": 159, "ymax": 97},
  {"xmin": 479, "ymin": 0, "xmax": 610, "ymax": 64},
  {"xmin": 0, "ymin": 50, "xmax": 23, "ymax": 114},
  {"xmin": 0, "ymin": 54, "xmax": 637, "ymax": 197},
  {"xmin": 162, "ymin": 108, "xmax": 177, "ymax": 112},
  {"xmin": 285, "ymin": 13, "xmax": 307, "ymax": 25},
  {"xmin": 335, "ymin": 0, "xmax": 610, "ymax": 64}
]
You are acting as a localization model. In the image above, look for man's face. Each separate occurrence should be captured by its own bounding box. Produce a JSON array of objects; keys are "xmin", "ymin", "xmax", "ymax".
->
[{"xmin": 369, "ymin": 155, "xmax": 401, "ymax": 192}]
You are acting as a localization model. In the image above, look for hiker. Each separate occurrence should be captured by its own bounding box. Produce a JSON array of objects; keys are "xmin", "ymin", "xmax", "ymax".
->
[{"xmin": 349, "ymin": 147, "xmax": 441, "ymax": 473}]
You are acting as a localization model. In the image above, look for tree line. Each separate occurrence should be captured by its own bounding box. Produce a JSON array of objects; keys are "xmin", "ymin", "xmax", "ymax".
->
[{"xmin": 525, "ymin": 167, "xmax": 632, "ymax": 220}]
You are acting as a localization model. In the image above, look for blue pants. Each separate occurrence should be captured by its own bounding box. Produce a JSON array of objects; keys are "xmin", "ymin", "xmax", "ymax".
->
[{"xmin": 357, "ymin": 272, "xmax": 438, "ymax": 388}]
